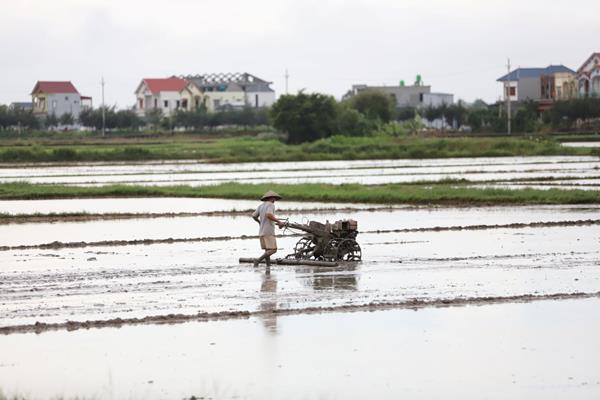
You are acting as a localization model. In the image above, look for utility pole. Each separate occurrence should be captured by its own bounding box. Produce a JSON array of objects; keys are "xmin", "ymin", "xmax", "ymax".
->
[
  {"xmin": 284, "ymin": 68, "xmax": 289, "ymax": 94},
  {"xmin": 101, "ymin": 76, "xmax": 106, "ymax": 137},
  {"xmin": 506, "ymin": 59, "xmax": 512, "ymax": 136}
]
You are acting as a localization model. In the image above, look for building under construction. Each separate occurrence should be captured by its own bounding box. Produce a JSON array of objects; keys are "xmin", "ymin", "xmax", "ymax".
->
[
  {"xmin": 183, "ymin": 72, "xmax": 275, "ymax": 112},
  {"xmin": 343, "ymin": 76, "xmax": 453, "ymax": 109}
]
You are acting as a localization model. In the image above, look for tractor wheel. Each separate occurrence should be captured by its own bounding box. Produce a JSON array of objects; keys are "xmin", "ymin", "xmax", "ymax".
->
[
  {"xmin": 290, "ymin": 237, "xmax": 315, "ymax": 260},
  {"xmin": 337, "ymin": 239, "xmax": 362, "ymax": 261}
]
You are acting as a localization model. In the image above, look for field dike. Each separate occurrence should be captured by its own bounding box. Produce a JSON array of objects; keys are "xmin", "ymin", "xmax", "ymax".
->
[
  {"xmin": 2, "ymin": 291, "xmax": 599, "ymax": 335},
  {"xmin": 0, "ymin": 206, "xmax": 388, "ymax": 225},
  {"xmin": 2, "ymin": 218, "xmax": 599, "ymax": 251}
]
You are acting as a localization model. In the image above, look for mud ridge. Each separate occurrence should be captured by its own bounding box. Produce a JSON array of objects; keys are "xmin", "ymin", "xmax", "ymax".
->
[
  {"xmin": 0, "ymin": 206, "xmax": 390, "ymax": 225},
  {"xmin": 2, "ymin": 291, "xmax": 599, "ymax": 335},
  {"xmin": 365, "ymin": 218, "xmax": 600, "ymax": 235},
  {"xmin": 2, "ymin": 219, "xmax": 599, "ymax": 251}
]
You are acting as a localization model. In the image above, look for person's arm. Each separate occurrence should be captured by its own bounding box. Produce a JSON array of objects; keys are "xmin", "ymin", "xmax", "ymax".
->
[
  {"xmin": 251, "ymin": 209, "xmax": 260, "ymax": 224},
  {"xmin": 265, "ymin": 204, "xmax": 284, "ymax": 228},
  {"xmin": 266, "ymin": 212, "xmax": 284, "ymax": 228}
]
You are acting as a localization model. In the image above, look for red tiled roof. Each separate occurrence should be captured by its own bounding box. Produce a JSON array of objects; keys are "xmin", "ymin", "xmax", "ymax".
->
[
  {"xmin": 31, "ymin": 81, "xmax": 79, "ymax": 94},
  {"xmin": 142, "ymin": 78, "xmax": 188, "ymax": 94}
]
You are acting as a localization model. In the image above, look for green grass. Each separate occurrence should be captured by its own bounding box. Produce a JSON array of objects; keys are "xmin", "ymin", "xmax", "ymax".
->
[
  {"xmin": 0, "ymin": 135, "xmax": 594, "ymax": 163},
  {"xmin": 1, "ymin": 182, "xmax": 598, "ymax": 205}
]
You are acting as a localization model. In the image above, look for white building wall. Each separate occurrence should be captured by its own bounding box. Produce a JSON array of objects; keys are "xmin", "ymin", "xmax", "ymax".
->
[
  {"xmin": 204, "ymin": 91, "xmax": 246, "ymax": 112},
  {"xmin": 422, "ymin": 93, "xmax": 453, "ymax": 108},
  {"xmin": 156, "ymin": 91, "xmax": 184, "ymax": 116},
  {"xmin": 46, "ymin": 93, "xmax": 82, "ymax": 118},
  {"xmin": 247, "ymin": 91, "xmax": 275, "ymax": 108},
  {"xmin": 500, "ymin": 81, "xmax": 518, "ymax": 102}
]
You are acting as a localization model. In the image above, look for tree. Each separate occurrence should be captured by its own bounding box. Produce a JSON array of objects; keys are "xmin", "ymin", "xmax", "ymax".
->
[
  {"xmin": 396, "ymin": 107, "xmax": 416, "ymax": 121},
  {"xmin": 544, "ymin": 98, "xmax": 600, "ymax": 129},
  {"xmin": 45, "ymin": 113, "xmax": 59, "ymax": 128},
  {"xmin": 336, "ymin": 104, "xmax": 374, "ymax": 136},
  {"xmin": 513, "ymin": 101, "xmax": 539, "ymax": 133},
  {"xmin": 144, "ymin": 109, "xmax": 163, "ymax": 128},
  {"xmin": 347, "ymin": 91, "xmax": 394, "ymax": 122},
  {"xmin": 271, "ymin": 92, "xmax": 338, "ymax": 144},
  {"xmin": 60, "ymin": 112, "xmax": 74, "ymax": 126},
  {"xmin": 445, "ymin": 103, "xmax": 468, "ymax": 128},
  {"xmin": 79, "ymin": 107, "xmax": 143, "ymax": 131}
]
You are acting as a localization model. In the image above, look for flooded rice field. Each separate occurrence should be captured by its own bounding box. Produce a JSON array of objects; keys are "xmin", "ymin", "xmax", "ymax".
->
[
  {"xmin": 562, "ymin": 141, "xmax": 600, "ymax": 148},
  {"xmin": 1, "ymin": 298, "xmax": 599, "ymax": 399},
  {"xmin": 0, "ymin": 155, "xmax": 599, "ymax": 187},
  {"xmin": 1, "ymin": 156, "xmax": 599, "ymax": 398},
  {"xmin": 0, "ymin": 202, "xmax": 598, "ymax": 331}
]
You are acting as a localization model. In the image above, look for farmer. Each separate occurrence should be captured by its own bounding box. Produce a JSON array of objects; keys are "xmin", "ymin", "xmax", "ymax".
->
[{"xmin": 252, "ymin": 190, "xmax": 285, "ymax": 267}]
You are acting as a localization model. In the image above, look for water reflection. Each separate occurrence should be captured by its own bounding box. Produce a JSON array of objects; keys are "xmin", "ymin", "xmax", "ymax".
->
[
  {"xmin": 259, "ymin": 268, "xmax": 278, "ymax": 334},
  {"xmin": 297, "ymin": 263, "xmax": 360, "ymax": 291}
]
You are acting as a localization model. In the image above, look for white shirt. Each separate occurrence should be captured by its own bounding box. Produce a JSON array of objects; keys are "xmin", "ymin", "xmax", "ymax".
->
[{"xmin": 252, "ymin": 202, "xmax": 276, "ymax": 236}]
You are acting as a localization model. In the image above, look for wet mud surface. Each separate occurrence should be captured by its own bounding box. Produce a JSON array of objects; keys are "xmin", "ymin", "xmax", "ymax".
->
[
  {"xmin": 2, "ymin": 291, "xmax": 598, "ymax": 335},
  {"xmin": 1, "ymin": 298, "xmax": 599, "ymax": 399},
  {"xmin": 0, "ymin": 155, "xmax": 598, "ymax": 187},
  {"xmin": 1, "ymin": 203, "xmax": 599, "ymax": 334}
]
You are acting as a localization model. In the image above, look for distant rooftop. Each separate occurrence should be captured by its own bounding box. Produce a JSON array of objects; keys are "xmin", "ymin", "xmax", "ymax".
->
[
  {"xmin": 183, "ymin": 72, "xmax": 270, "ymax": 85},
  {"xmin": 141, "ymin": 77, "xmax": 187, "ymax": 94},
  {"xmin": 497, "ymin": 65, "xmax": 575, "ymax": 82},
  {"xmin": 9, "ymin": 102, "xmax": 33, "ymax": 110},
  {"xmin": 31, "ymin": 81, "xmax": 79, "ymax": 95}
]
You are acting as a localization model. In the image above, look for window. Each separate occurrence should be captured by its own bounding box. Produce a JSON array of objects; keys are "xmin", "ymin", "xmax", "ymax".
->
[
  {"xmin": 182, "ymin": 99, "xmax": 188, "ymax": 109},
  {"xmin": 139, "ymin": 99, "xmax": 144, "ymax": 109},
  {"xmin": 506, "ymin": 86, "xmax": 516, "ymax": 96},
  {"xmin": 154, "ymin": 99, "xmax": 158, "ymax": 108},
  {"xmin": 176, "ymin": 100, "xmax": 181, "ymax": 108},
  {"xmin": 164, "ymin": 100, "xmax": 169, "ymax": 108}
]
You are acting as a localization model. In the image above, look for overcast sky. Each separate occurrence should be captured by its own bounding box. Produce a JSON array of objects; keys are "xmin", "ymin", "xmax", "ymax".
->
[{"xmin": 1, "ymin": 0, "xmax": 598, "ymax": 108}]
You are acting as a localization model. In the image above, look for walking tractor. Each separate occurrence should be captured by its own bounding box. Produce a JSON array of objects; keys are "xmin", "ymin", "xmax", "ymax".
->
[{"xmin": 283, "ymin": 219, "xmax": 362, "ymax": 262}]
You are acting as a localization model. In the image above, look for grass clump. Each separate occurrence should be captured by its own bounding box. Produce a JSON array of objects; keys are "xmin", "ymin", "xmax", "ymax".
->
[
  {"xmin": 1, "ymin": 182, "xmax": 598, "ymax": 205},
  {"xmin": 0, "ymin": 135, "xmax": 593, "ymax": 163}
]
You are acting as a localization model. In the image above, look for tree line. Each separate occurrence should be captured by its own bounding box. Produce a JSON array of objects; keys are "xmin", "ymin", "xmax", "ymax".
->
[
  {"xmin": 2, "ymin": 94, "xmax": 599, "ymax": 141},
  {"xmin": 271, "ymin": 92, "xmax": 600, "ymax": 143},
  {"xmin": 0, "ymin": 105, "xmax": 270, "ymax": 132}
]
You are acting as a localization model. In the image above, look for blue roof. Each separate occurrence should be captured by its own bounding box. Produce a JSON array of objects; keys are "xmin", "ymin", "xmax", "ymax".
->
[{"xmin": 497, "ymin": 65, "xmax": 575, "ymax": 82}]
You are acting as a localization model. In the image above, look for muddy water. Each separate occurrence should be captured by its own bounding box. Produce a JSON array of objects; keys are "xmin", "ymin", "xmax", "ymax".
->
[
  {"xmin": 562, "ymin": 142, "xmax": 600, "ymax": 148},
  {"xmin": 0, "ymin": 156, "xmax": 598, "ymax": 186},
  {"xmin": 1, "ymin": 205, "xmax": 598, "ymax": 247},
  {"xmin": 1, "ymin": 208, "xmax": 598, "ymax": 328},
  {"xmin": 0, "ymin": 298, "xmax": 599, "ymax": 399},
  {"xmin": 0, "ymin": 197, "xmax": 387, "ymax": 215}
]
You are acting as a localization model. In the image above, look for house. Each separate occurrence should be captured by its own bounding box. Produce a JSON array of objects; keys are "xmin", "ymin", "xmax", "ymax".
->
[
  {"xmin": 9, "ymin": 102, "xmax": 33, "ymax": 111},
  {"xmin": 343, "ymin": 78, "xmax": 453, "ymax": 109},
  {"xmin": 576, "ymin": 52, "xmax": 600, "ymax": 97},
  {"xmin": 422, "ymin": 93, "xmax": 454, "ymax": 108},
  {"xmin": 496, "ymin": 65, "xmax": 576, "ymax": 103},
  {"xmin": 184, "ymin": 72, "xmax": 276, "ymax": 112},
  {"xmin": 31, "ymin": 81, "xmax": 90, "ymax": 119},
  {"xmin": 134, "ymin": 77, "xmax": 191, "ymax": 117}
]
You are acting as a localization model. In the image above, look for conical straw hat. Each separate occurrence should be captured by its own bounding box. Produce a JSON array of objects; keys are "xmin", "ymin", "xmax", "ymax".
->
[{"xmin": 261, "ymin": 190, "xmax": 282, "ymax": 201}]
